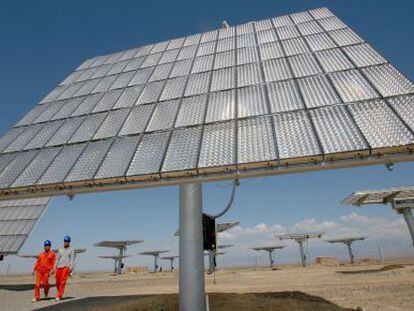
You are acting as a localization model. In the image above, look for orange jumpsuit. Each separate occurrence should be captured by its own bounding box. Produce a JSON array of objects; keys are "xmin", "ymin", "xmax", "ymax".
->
[{"xmin": 33, "ymin": 251, "xmax": 56, "ymax": 300}]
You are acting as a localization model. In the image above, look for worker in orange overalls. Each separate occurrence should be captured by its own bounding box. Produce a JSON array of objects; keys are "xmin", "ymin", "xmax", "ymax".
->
[
  {"xmin": 32, "ymin": 240, "xmax": 56, "ymax": 302},
  {"xmin": 55, "ymin": 235, "xmax": 75, "ymax": 301}
]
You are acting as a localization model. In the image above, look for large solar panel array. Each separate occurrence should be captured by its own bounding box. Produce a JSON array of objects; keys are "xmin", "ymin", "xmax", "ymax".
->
[
  {"xmin": 0, "ymin": 7, "xmax": 414, "ymax": 199},
  {"xmin": 0, "ymin": 197, "xmax": 51, "ymax": 254}
]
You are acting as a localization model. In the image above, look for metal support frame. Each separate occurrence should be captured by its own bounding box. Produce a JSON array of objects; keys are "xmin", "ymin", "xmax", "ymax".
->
[
  {"xmin": 298, "ymin": 240, "xmax": 307, "ymax": 267},
  {"xmin": 154, "ymin": 254, "xmax": 159, "ymax": 272},
  {"xmin": 267, "ymin": 250, "xmax": 274, "ymax": 268},
  {"xmin": 114, "ymin": 258, "xmax": 118, "ymax": 274},
  {"xmin": 179, "ymin": 183, "xmax": 206, "ymax": 311},
  {"xmin": 208, "ymin": 250, "xmax": 215, "ymax": 274},
  {"xmin": 400, "ymin": 207, "xmax": 414, "ymax": 247},
  {"xmin": 117, "ymin": 247, "xmax": 124, "ymax": 274},
  {"xmin": 346, "ymin": 243, "xmax": 355, "ymax": 264},
  {"xmin": 3, "ymin": 153, "xmax": 414, "ymax": 202},
  {"xmin": 392, "ymin": 200, "xmax": 414, "ymax": 248}
]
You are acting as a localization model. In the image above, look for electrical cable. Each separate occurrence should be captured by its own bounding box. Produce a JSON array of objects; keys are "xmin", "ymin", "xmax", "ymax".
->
[{"xmin": 207, "ymin": 179, "xmax": 240, "ymax": 219}]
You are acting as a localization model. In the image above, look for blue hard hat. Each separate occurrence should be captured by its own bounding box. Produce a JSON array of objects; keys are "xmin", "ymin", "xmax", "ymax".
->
[
  {"xmin": 44, "ymin": 240, "xmax": 51, "ymax": 247},
  {"xmin": 63, "ymin": 235, "xmax": 71, "ymax": 242}
]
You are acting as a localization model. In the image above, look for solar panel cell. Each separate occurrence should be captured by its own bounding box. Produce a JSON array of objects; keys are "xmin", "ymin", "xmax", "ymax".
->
[
  {"xmin": 127, "ymin": 131, "xmax": 171, "ymax": 177},
  {"xmin": 238, "ymin": 116, "xmax": 276, "ymax": 166},
  {"xmin": 274, "ymin": 111, "xmax": 321, "ymax": 161}
]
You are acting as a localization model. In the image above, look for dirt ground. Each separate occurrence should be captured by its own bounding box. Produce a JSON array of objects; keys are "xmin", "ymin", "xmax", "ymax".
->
[{"xmin": 0, "ymin": 258, "xmax": 413, "ymax": 311}]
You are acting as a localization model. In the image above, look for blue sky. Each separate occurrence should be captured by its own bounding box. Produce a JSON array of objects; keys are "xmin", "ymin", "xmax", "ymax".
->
[{"xmin": 1, "ymin": 0, "xmax": 414, "ymax": 273}]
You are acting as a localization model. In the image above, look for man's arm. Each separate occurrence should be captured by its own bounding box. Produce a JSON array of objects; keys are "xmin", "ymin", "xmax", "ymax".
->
[
  {"xmin": 33, "ymin": 254, "xmax": 40, "ymax": 274},
  {"xmin": 50, "ymin": 252, "xmax": 57, "ymax": 273},
  {"xmin": 55, "ymin": 249, "xmax": 61, "ymax": 268}
]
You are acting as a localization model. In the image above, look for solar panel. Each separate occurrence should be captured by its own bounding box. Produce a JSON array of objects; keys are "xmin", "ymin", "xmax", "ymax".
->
[
  {"xmin": 343, "ymin": 186, "xmax": 414, "ymax": 205},
  {"xmin": 94, "ymin": 240, "xmax": 143, "ymax": 248},
  {"xmin": 0, "ymin": 197, "xmax": 51, "ymax": 254},
  {"xmin": 1, "ymin": 7, "xmax": 414, "ymax": 200}
]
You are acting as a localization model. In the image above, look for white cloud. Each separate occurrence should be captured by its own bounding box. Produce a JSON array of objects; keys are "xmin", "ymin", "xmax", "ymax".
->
[
  {"xmin": 340, "ymin": 212, "xmax": 372, "ymax": 223},
  {"xmin": 245, "ymin": 223, "xmax": 269, "ymax": 234},
  {"xmin": 293, "ymin": 218, "xmax": 338, "ymax": 232},
  {"xmin": 225, "ymin": 223, "xmax": 285, "ymax": 236},
  {"xmin": 337, "ymin": 212, "xmax": 406, "ymax": 239}
]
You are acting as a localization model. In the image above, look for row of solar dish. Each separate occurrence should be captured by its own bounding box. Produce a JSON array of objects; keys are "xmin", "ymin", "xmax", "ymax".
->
[
  {"xmin": 57, "ymin": 29, "xmax": 371, "ymax": 91},
  {"xmin": 36, "ymin": 22, "xmax": 364, "ymax": 109},
  {"xmin": 17, "ymin": 41, "xmax": 393, "ymax": 130},
  {"xmin": 0, "ymin": 95, "xmax": 413, "ymax": 190},
  {"xmin": 58, "ymin": 19, "xmax": 356, "ymax": 88},
  {"xmin": 3, "ymin": 60, "xmax": 414, "ymax": 155},
  {"xmin": 71, "ymin": 8, "xmax": 339, "ymax": 74}
]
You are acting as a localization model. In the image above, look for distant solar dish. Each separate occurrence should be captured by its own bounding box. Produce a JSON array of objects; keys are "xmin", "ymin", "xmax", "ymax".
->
[
  {"xmin": 325, "ymin": 237, "xmax": 365, "ymax": 264},
  {"xmin": 174, "ymin": 221, "xmax": 239, "ymax": 236},
  {"xmin": 252, "ymin": 245, "xmax": 285, "ymax": 268},
  {"xmin": 275, "ymin": 233, "xmax": 323, "ymax": 267},
  {"xmin": 217, "ymin": 244, "xmax": 234, "ymax": 249},
  {"xmin": 99, "ymin": 254, "xmax": 130, "ymax": 274},
  {"xmin": 20, "ymin": 248, "xmax": 86, "ymax": 258},
  {"xmin": 18, "ymin": 254, "xmax": 39, "ymax": 259},
  {"xmin": 94, "ymin": 240, "xmax": 143, "ymax": 248},
  {"xmin": 343, "ymin": 186, "xmax": 414, "ymax": 248},
  {"xmin": 0, "ymin": 198, "xmax": 51, "ymax": 255},
  {"xmin": 217, "ymin": 222, "xmax": 239, "ymax": 233},
  {"xmin": 161, "ymin": 255, "xmax": 179, "ymax": 271},
  {"xmin": 204, "ymin": 251, "xmax": 226, "ymax": 256},
  {"xmin": 99, "ymin": 255, "xmax": 130, "ymax": 259},
  {"xmin": 94, "ymin": 240, "xmax": 142, "ymax": 274},
  {"xmin": 139, "ymin": 250, "xmax": 169, "ymax": 272},
  {"xmin": 53, "ymin": 248, "xmax": 87, "ymax": 254}
]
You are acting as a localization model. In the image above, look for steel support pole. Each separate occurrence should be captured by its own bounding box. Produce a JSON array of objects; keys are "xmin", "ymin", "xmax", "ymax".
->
[
  {"xmin": 208, "ymin": 250, "xmax": 215, "ymax": 274},
  {"xmin": 298, "ymin": 241, "xmax": 306, "ymax": 267},
  {"xmin": 401, "ymin": 207, "xmax": 414, "ymax": 247},
  {"xmin": 179, "ymin": 183, "xmax": 206, "ymax": 311},
  {"xmin": 118, "ymin": 248, "xmax": 124, "ymax": 274},
  {"xmin": 114, "ymin": 258, "xmax": 118, "ymax": 274},
  {"xmin": 378, "ymin": 245, "xmax": 384, "ymax": 262},
  {"xmin": 170, "ymin": 259, "xmax": 174, "ymax": 272},
  {"xmin": 346, "ymin": 243, "xmax": 355, "ymax": 264},
  {"xmin": 154, "ymin": 255, "xmax": 158, "ymax": 272},
  {"xmin": 268, "ymin": 251, "xmax": 274, "ymax": 268}
]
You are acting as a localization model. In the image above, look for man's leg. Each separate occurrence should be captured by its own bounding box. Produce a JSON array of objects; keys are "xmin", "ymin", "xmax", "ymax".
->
[
  {"xmin": 57, "ymin": 267, "xmax": 70, "ymax": 299},
  {"xmin": 34, "ymin": 273, "xmax": 42, "ymax": 301},
  {"xmin": 43, "ymin": 272, "xmax": 50, "ymax": 297},
  {"xmin": 55, "ymin": 268, "xmax": 62, "ymax": 298}
]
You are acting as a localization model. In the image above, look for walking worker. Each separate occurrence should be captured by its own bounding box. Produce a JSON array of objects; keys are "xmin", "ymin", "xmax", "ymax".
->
[
  {"xmin": 32, "ymin": 240, "xmax": 56, "ymax": 302},
  {"xmin": 55, "ymin": 235, "xmax": 75, "ymax": 301}
]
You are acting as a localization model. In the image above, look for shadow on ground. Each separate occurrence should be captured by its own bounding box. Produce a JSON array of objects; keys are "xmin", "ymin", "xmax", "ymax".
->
[
  {"xmin": 337, "ymin": 264, "xmax": 404, "ymax": 274},
  {"xmin": 0, "ymin": 283, "xmax": 55, "ymax": 291},
  {"xmin": 36, "ymin": 292, "xmax": 356, "ymax": 311}
]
